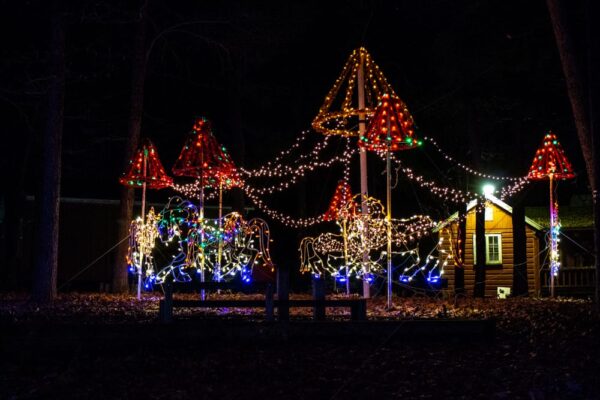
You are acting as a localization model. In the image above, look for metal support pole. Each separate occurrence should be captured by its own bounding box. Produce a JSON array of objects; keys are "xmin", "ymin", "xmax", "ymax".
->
[
  {"xmin": 357, "ymin": 50, "xmax": 370, "ymax": 299},
  {"xmin": 216, "ymin": 180, "xmax": 223, "ymax": 282},
  {"xmin": 343, "ymin": 219, "xmax": 350, "ymax": 295},
  {"xmin": 199, "ymin": 182, "xmax": 206, "ymax": 301},
  {"xmin": 386, "ymin": 142, "xmax": 393, "ymax": 309}
]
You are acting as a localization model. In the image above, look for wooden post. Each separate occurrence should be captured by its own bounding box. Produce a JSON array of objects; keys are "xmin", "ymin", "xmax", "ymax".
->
[
  {"xmin": 160, "ymin": 281, "xmax": 173, "ymax": 323},
  {"xmin": 351, "ymin": 299, "xmax": 367, "ymax": 321},
  {"xmin": 357, "ymin": 50, "xmax": 370, "ymax": 299},
  {"xmin": 474, "ymin": 200, "xmax": 487, "ymax": 297},
  {"xmin": 312, "ymin": 276, "xmax": 325, "ymax": 321},
  {"xmin": 277, "ymin": 265, "xmax": 289, "ymax": 321},
  {"xmin": 265, "ymin": 284, "xmax": 274, "ymax": 322}
]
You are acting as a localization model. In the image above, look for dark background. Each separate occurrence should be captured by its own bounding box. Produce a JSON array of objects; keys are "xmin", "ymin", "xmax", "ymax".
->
[{"xmin": 0, "ymin": 0, "xmax": 590, "ymax": 290}]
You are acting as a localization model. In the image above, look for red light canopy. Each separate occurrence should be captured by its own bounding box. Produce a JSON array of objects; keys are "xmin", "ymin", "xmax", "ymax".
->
[
  {"xmin": 119, "ymin": 138, "xmax": 173, "ymax": 189},
  {"xmin": 172, "ymin": 117, "xmax": 242, "ymax": 188},
  {"xmin": 527, "ymin": 131, "xmax": 575, "ymax": 181},
  {"xmin": 359, "ymin": 93, "xmax": 421, "ymax": 152},
  {"xmin": 323, "ymin": 180, "xmax": 355, "ymax": 221}
]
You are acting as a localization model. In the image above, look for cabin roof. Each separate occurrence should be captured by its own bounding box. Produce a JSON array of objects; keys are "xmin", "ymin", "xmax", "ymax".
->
[
  {"xmin": 525, "ymin": 206, "xmax": 593, "ymax": 230},
  {"xmin": 436, "ymin": 195, "xmax": 544, "ymax": 232}
]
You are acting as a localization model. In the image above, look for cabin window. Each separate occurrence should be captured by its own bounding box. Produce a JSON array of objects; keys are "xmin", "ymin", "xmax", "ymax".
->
[{"xmin": 473, "ymin": 234, "xmax": 503, "ymax": 265}]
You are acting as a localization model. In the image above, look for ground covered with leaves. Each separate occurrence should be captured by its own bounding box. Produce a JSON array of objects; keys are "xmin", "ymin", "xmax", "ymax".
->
[{"xmin": 1, "ymin": 292, "xmax": 599, "ymax": 399}]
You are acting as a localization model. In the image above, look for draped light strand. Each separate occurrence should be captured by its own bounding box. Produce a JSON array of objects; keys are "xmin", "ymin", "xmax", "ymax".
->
[
  {"xmin": 240, "ymin": 131, "xmax": 332, "ymax": 178},
  {"xmin": 243, "ymin": 186, "xmax": 323, "ymax": 228},
  {"xmin": 422, "ymin": 136, "xmax": 525, "ymax": 182}
]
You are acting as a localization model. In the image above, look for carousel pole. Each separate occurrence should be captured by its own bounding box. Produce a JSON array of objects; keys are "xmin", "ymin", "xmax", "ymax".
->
[
  {"xmin": 216, "ymin": 180, "xmax": 223, "ymax": 282},
  {"xmin": 198, "ymin": 141, "xmax": 206, "ymax": 300},
  {"xmin": 137, "ymin": 150, "xmax": 148, "ymax": 300},
  {"xmin": 199, "ymin": 176, "xmax": 206, "ymax": 300},
  {"xmin": 549, "ymin": 173, "xmax": 556, "ymax": 298},
  {"xmin": 357, "ymin": 50, "xmax": 370, "ymax": 299},
  {"xmin": 343, "ymin": 219, "xmax": 350, "ymax": 295},
  {"xmin": 386, "ymin": 118, "xmax": 393, "ymax": 309}
]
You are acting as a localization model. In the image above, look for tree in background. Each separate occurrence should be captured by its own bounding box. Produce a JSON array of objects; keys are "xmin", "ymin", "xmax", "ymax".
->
[
  {"xmin": 113, "ymin": 1, "xmax": 148, "ymax": 293},
  {"xmin": 32, "ymin": 4, "xmax": 65, "ymax": 302},
  {"xmin": 546, "ymin": 0, "xmax": 600, "ymax": 305}
]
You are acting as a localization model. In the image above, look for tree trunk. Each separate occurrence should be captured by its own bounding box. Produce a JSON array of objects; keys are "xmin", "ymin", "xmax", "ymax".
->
[
  {"xmin": 546, "ymin": 0, "xmax": 595, "ymax": 192},
  {"xmin": 512, "ymin": 198, "xmax": 528, "ymax": 296},
  {"xmin": 454, "ymin": 209, "xmax": 466, "ymax": 295},
  {"xmin": 32, "ymin": 8, "xmax": 65, "ymax": 303},
  {"xmin": 547, "ymin": 0, "xmax": 599, "ymax": 306},
  {"xmin": 474, "ymin": 203, "xmax": 486, "ymax": 298},
  {"xmin": 586, "ymin": 0, "xmax": 600, "ymax": 306},
  {"xmin": 113, "ymin": 2, "xmax": 148, "ymax": 293}
]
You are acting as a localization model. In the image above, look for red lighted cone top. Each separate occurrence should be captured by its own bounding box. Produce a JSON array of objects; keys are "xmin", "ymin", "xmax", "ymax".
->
[
  {"xmin": 359, "ymin": 93, "xmax": 421, "ymax": 152},
  {"xmin": 172, "ymin": 117, "xmax": 243, "ymax": 188},
  {"xmin": 323, "ymin": 180, "xmax": 355, "ymax": 221},
  {"xmin": 206, "ymin": 147, "xmax": 243, "ymax": 190},
  {"xmin": 527, "ymin": 131, "xmax": 575, "ymax": 180},
  {"xmin": 119, "ymin": 138, "xmax": 173, "ymax": 189}
]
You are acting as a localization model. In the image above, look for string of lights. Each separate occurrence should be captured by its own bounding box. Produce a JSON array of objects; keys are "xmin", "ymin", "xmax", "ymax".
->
[{"xmin": 422, "ymin": 136, "xmax": 526, "ymax": 182}]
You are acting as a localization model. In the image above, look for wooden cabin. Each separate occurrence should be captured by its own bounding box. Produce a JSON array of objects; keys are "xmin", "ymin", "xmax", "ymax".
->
[{"xmin": 438, "ymin": 196, "xmax": 543, "ymax": 297}]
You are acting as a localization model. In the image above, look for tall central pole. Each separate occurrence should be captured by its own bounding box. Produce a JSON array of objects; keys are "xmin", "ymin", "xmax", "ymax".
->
[
  {"xmin": 358, "ymin": 50, "xmax": 370, "ymax": 299},
  {"xmin": 386, "ymin": 119, "xmax": 393, "ymax": 309}
]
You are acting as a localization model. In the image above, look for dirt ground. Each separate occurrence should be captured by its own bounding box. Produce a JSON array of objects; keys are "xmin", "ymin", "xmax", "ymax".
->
[{"xmin": 1, "ymin": 292, "xmax": 599, "ymax": 399}]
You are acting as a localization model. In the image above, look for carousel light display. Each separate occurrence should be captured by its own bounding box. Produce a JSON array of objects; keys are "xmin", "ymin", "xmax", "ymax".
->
[
  {"xmin": 119, "ymin": 138, "xmax": 173, "ymax": 299},
  {"xmin": 313, "ymin": 47, "xmax": 398, "ymax": 298},
  {"xmin": 150, "ymin": 197, "xmax": 274, "ymax": 286},
  {"xmin": 527, "ymin": 131, "xmax": 575, "ymax": 297},
  {"xmin": 312, "ymin": 47, "xmax": 396, "ymax": 137},
  {"xmin": 172, "ymin": 117, "xmax": 234, "ymax": 297},
  {"xmin": 300, "ymin": 194, "xmax": 437, "ymax": 290},
  {"xmin": 361, "ymin": 93, "xmax": 420, "ymax": 308}
]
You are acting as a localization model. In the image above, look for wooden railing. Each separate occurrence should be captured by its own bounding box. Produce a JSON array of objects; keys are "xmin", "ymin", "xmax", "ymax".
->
[{"xmin": 541, "ymin": 266, "xmax": 596, "ymax": 296}]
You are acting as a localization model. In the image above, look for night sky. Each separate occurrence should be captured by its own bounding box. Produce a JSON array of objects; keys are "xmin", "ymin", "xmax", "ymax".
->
[{"xmin": 2, "ymin": 0, "xmax": 589, "ymax": 232}]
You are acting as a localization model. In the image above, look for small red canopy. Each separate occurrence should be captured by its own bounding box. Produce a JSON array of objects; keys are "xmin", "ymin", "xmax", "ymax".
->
[
  {"xmin": 527, "ymin": 131, "xmax": 575, "ymax": 180},
  {"xmin": 359, "ymin": 93, "xmax": 419, "ymax": 152},
  {"xmin": 119, "ymin": 138, "xmax": 173, "ymax": 189},
  {"xmin": 172, "ymin": 117, "xmax": 242, "ymax": 188},
  {"xmin": 323, "ymin": 180, "xmax": 355, "ymax": 221}
]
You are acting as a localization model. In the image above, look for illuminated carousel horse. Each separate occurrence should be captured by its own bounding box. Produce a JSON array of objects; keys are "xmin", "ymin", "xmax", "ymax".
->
[
  {"xmin": 218, "ymin": 213, "xmax": 275, "ymax": 282},
  {"xmin": 151, "ymin": 198, "xmax": 274, "ymax": 284},
  {"xmin": 299, "ymin": 194, "xmax": 439, "ymax": 283},
  {"xmin": 125, "ymin": 208, "xmax": 160, "ymax": 288},
  {"xmin": 299, "ymin": 194, "xmax": 389, "ymax": 281}
]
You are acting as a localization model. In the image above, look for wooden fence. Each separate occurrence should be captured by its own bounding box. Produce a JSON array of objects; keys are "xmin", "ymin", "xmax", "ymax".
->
[{"xmin": 541, "ymin": 266, "xmax": 596, "ymax": 297}]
